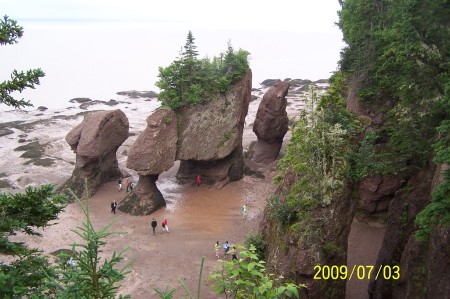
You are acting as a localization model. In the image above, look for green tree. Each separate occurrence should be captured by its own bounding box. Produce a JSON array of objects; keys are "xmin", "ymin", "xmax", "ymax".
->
[
  {"xmin": 0, "ymin": 185, "xmax": 67, "ymax": 298},
  {"xmin": 52, "ymin": 184, "xmax": 132, "ymax": 299},
  {"xmin": 0, "ymin": 15, "xmax": 45, "ymax": 108},
  {"xmin": 156, "ymin": 31, "xmax": 249, "ymax": 109}
]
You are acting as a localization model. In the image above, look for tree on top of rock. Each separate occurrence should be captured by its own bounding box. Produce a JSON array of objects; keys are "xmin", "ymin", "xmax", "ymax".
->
[
  {"xmin": 156, "ymin": 31, "xmax": 249, "ymax": 110},
  {"xmin": 183, "ymin": 30, "xmax": 198, "ymax": 61}
]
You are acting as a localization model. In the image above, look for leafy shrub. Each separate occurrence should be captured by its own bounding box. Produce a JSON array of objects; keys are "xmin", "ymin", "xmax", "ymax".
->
[
  {"xmin": 244, "ymin": 233, "xmax": 267, "ymax": 261},
  {"xmin": 209, "ymin": 245, "xmax": 305, "ymax": 298}
]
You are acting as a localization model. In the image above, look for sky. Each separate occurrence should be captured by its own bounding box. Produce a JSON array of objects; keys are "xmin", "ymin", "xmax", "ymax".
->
[{"xmin": 1, "ymin": 0, "xmax": 345, "ymax": 109}]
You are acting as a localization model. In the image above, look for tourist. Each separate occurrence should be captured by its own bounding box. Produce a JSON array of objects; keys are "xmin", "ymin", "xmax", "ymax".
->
[
  {"xmin": 124, "ymin": 178, "xmax": 130, "ymax": 192},
  {"xmin": 68, "ymin": 257, "xmax": 75, "ymax": 267},
  {"xmin": 223, "ymin": 241, "xmax": 230, "ymax": 258},
  {"xmin": 151, "ymin": 218, "xmax": 157, "ymax": 235},
  {"xmin": 162, "ymin": 218, "xmax": 169, "ymax": 232},
  {"xmin": 118, "ymin": 179, "xmax": 122, "ymax": 191},
  {"xmin": 231, "ymin": 246, "xmax": 238, "ymax": 260},
  {"xmin": 241, "ymin": 204, "xmax": 247, "ymax": 218},
  {"xmin": 111, "ymin": 200, "xmax": 117, "ymax": 214},
  {"xmin": 215, "ymin": 241, "xmax": 220, "ymax": 258},
  {"xmin": 196, "ymin": 175, "xmax": 201, "ymax": 187}
]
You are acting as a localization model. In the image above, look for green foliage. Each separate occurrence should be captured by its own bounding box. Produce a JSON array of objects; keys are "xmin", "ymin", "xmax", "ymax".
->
[
  {"xmin": 0, "ymin": 185, "xmax": 66, "ymax": 297},
  {"xmin": 338, "ymin": 0, "xmax": 450, "ymax": 168},
  {"xmin": 347, "ymin": 131, "xmax": 391, "ymax": 181},
  {"xmin": 415, "ymin": 120, "xmax": 450, "ymax": 242},
  {"xmin": 244, "ymin": 233, "xmax": 267, "ymax": 261},
  {"xmin": 0, "ymin": 16, "xmax": 45, "ymax": 108},
  {"xmin": 156, "ymin": 31, "xmax": 249, "ymax": 109},
  {"xmin": 338, "ymin": 0, "xmax": 450, "ymax": 239},
  {"xmin": 274, "ymin": 87, "xmax": 352, "ymax": 210},
  {"xmin": 208, "ymin": 245, "xmax": 305, "ymax": 298},
  {"xmin": 0, "ymin": 15, "xmax": 23, "ymax": 45},
  {"xmin": 52, "ymin": 183, "xmax": 132, "ymax": 298},
  {"xmin": 267, "ymin": 195, "xmax": 298, "ymax": 226},
  {"xmin": 0, "ymin": 252, "xmax": 57, "ymax": 298},
  {"xmin": 0, "ymin": 184, "xmax": 67, "ymax": 255},
  {"xmin": 154, "ymin": 286, "xmax": 176, "ymax": 299}
]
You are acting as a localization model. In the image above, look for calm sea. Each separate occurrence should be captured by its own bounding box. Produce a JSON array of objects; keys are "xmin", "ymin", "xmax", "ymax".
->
[{"xmin": 0, "ymin": 21, "xmax": 343, "ymax": 110}]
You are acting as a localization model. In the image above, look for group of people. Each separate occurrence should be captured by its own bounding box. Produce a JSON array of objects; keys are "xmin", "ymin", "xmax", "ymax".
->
[
  {"xmin": 215, "ymin": 241, "xmax": 238, "ymax": 260},
  {"xmin": 118, "ymin": 177, "xmax": 134, "ymax": 192},
  {"xmin": 151, "ymin": 218, "xmax": 169, "ymax": 234}
]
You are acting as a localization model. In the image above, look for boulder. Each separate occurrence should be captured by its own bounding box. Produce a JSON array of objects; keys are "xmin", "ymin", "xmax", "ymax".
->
[
  {"xmin": 127, "ymin": 109, "xmax": 177, "ymax": 175},
  {"xmin": 252, "ymin": 80, "xmax": 289, "ymax": 163},
  {"xmin": 60, "ymin": 109, "xmax": 129, "ymax": 199}
]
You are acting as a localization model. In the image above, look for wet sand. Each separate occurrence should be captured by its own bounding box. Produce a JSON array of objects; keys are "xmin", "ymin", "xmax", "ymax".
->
[
  {"xmin": 346, "ymin": 218, "xmax": 386, "ymax": 299},
  {"xmin": 7, "ymin": 164, "xmax": 276, "ymax": 298}
]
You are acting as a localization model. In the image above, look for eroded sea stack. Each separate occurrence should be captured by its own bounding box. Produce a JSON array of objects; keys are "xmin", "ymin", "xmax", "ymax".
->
[
  {"xmin": 119, "ymin": 109, "xmax": 177, "ymax": 215},
  {"xmin": 60, "ymin": 109, "xmax": 129, "ymax": 199},
  {"xmin": 122, "ymin": 69, "xmax": 252, "ymax": 215},
  {"xmin": 252, "ymin": 80, "xmax": 289, "ymax": 163}
]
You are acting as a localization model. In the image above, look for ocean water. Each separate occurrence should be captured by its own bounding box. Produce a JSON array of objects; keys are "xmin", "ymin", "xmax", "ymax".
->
[{"xmin": 0, "ymin": 20, "xmax": 344, "ymax": 110}]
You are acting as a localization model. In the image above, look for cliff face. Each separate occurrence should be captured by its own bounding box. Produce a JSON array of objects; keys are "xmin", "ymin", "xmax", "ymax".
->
[
  {"xmin": 369, "ymin": 162, "xmax": 450, "ymax": 299},
  {"xmin": 262, "ymin": 182, "xmax": 357, "ymax": 299},
  {"xmin": 262, "ymin": 73, "xmax": 449, "ymax": 298}
]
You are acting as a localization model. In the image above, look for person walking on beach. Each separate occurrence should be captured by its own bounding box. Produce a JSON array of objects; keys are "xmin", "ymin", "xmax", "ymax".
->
[
  {"xmin": 118, "ymin": 179, "xmax": 122, "ymax": 191},
  {"xmin": 215, "ymin": 241, "xmax": 220, "ymax": 258},
  {"xmin": 223, "ymin": 241, "xmax": 230, "ymax": 259},
  {"xmin": 196, "ymin": 175, "xmax": 201, "ymax": 187},
  {"xmin": 241, "ymin": 204, "xmax": 247, "ymax": 218},
  {"xmin": 151, "ymin": 218, "xmax": 157, "ymax": 235},
  {"xmin": 111, "ymin": 200, "xmax": 117, "ymax": 214},
  {"xmin": 162, "ymin": 218, "xmax": 169, "ymax": 232}
]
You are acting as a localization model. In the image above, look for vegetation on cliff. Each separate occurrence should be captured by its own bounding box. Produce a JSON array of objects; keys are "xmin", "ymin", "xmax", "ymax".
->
[
  {"xmin": 338, "ymin": 0, "xmax": 450, "ymax": 240},
  {"xmin": 271, "ymin": 72, "xmax": 358, "ymax": 226},
  {"xmin": 156, "ymin": 31, "xmax": 249, "ymax": 109}
]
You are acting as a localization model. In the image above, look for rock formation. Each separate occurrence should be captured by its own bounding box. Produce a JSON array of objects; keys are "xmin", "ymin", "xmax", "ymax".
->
[
  {"xmin": 368, "ymin": 162, "xmax": 450, "ymax": 298},
  {"xmin": 176, "ymin": 69, "xmax": 252, "ymax": 184},
  {"xmin": 252, "ymin": 80, "xmax": 289, "ymax": 163},
  {"xmin": 120, "ymin": 109, "xmax": 177, "ymax": 215},
  {"xmin": 122, "ymin": 69, "xmax": 252, "ymax": 215},
  {"xmin": 60, "ymin": 109, "xmax": 129, "ymax": 199},
  {"xmin": 358, "ymin": 174, "xmax": 403, "ymax": 213}
]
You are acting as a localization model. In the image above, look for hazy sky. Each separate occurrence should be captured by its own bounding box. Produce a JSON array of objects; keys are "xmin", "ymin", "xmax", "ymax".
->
[
  {"xmin": 3, "ymin": 0, "xmax": 341, "ymax": 32},
  {"xmin": 1, "ymin": 0, "xmax": 345, "ymax": 109}
]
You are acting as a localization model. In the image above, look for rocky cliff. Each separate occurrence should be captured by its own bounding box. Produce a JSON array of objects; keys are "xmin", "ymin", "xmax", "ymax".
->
[{"xmin": 262, "ymin": 176, "xmax": 357, "ymax": 298}]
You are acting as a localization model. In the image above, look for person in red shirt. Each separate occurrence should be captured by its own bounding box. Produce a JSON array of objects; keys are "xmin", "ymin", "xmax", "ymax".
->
[
  {"xmin": 196, "ymin": 175, "xmax": 201, "ymax": 187},
  {"xmin": 162, "ymin": 218, "xmax": 169, "ymax": 232}
]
